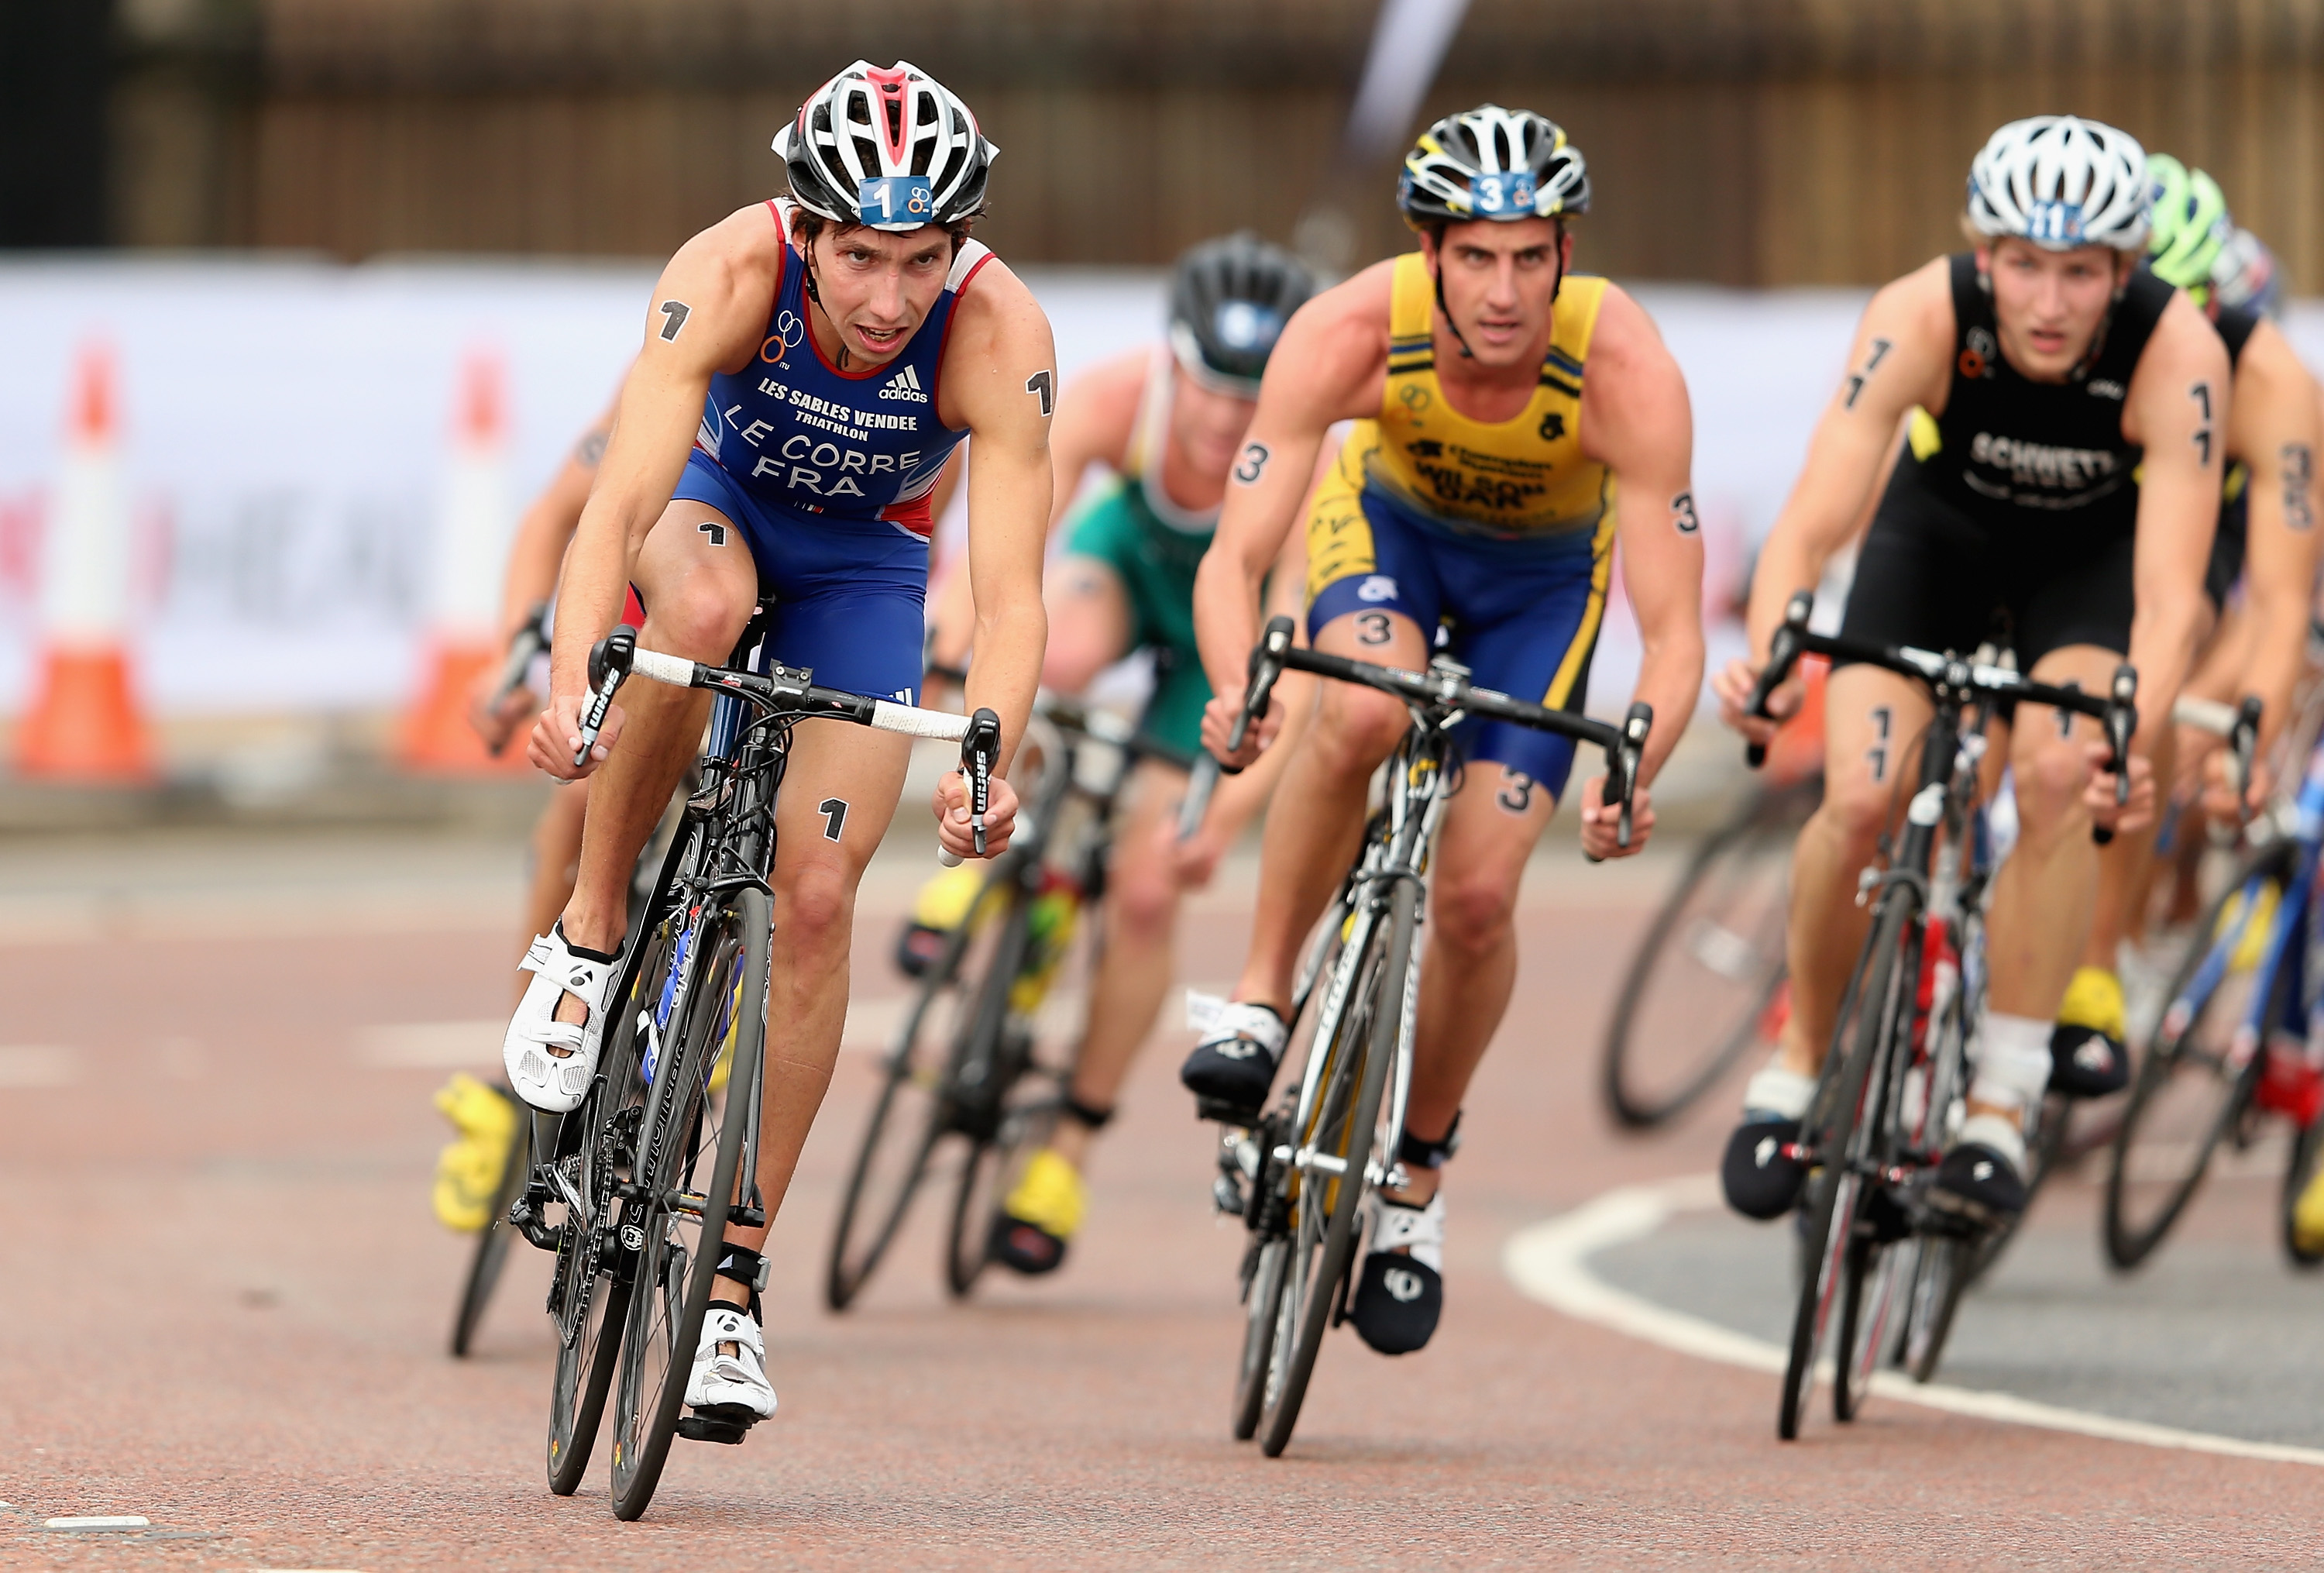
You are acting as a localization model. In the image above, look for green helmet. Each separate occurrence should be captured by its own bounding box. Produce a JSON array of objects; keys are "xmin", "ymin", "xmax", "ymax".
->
[{"xmin": 2145, "ymin": 153, "xmax": 2232, "ymax": 292}]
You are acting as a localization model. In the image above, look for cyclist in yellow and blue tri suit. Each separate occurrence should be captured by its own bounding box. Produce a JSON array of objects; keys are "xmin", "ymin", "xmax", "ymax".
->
[{"xmin": 1189, "ymin": 107, "xmax": 1705, "ymax": 1354}]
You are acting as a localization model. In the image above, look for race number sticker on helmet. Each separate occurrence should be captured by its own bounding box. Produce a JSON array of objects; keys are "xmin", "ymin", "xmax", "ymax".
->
[
  {"xmin": 1398, "ymin": 105, "xmax": 1590, "ymax": 226},
  {"xmin": 857, "ymin": 176, "xmax": 934, "ymax": 230}
]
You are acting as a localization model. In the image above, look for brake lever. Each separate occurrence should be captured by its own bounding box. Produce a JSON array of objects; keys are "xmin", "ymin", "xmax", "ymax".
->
[
  {"xmin": 1222, "ymin": 614, "xmax": 1295, "ymax": 774},
  {"xmin": 1745, "ymin": 591, "xmax": 1814, "ymax": 769},
  {"xmin": 1615, "ymin": 700, "xmax": 1653, "ymax": 852},
  {"xmin": 2092, "ymin": 662, "xmax": 2138, "ymax": 847},
  {"xmin": 964, "ymin": 707, "xmax": 1000, "ymax": 855},
  {"xmin": 2229, "ymin": 694, "xmax": 2263, "ymax": 824},
  {"xmin": 572, "ymin": 625, "xmax": 637, "ymax": 768}
]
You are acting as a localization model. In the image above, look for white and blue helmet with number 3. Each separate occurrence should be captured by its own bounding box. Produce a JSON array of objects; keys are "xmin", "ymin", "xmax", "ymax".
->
[
  {"xmin": 1966, "ymin": 115, "xmax": 2150, "ymax": 253},
  {"xmin": 1397, "ymin": 106, "xmax": 1590, "ymax": 228},
  {"xmin": 775, "ymin": 60, "xmax": 996, "ymax": 232}
]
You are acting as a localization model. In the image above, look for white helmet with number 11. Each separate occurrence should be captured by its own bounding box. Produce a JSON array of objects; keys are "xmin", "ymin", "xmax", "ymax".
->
[{"xmin": 1965, "ymin": 115, "xmax": 2150, "ymax": 253}]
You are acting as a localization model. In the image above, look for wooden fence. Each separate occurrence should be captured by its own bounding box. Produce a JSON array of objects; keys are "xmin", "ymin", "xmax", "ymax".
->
[{"xmin": 112, "ymin": 0, "xmax": 2324, "ymax": 288}]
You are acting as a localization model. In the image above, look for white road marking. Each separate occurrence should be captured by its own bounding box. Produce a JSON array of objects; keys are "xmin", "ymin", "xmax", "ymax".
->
[
  {"xmin": 45, "ymin": 1516, "xmax": 150, "ymax": 1529},
  {"xmin": 1502, "ymin": 1172, "xmax": 2324, "ymax": 1470},
  {"xmin": 0, "ymin": 1046, "xmax": 77, "ymax": 1087},
  {"xmin": 361, "ymin": 999, "xmax": 913, "ymax": 1069}
]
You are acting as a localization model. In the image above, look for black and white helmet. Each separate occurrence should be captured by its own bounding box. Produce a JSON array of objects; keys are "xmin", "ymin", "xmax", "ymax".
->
[
  {"xmin": 774, "ymin": 60, "xmax": 996, "ymax": 232},
  {"xmin": 1965, "ymin": 115, "xmax": 2150, "ymax": 253},
  {"xmin": 1167, "ymin": 232, "xmax": 1316, "ymax": 394},
  {"xmin": 1397, "ymin": 106, "xmax": 1590, "ymax": 227}
]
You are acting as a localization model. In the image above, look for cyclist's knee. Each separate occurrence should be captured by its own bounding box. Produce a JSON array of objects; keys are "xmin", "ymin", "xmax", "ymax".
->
[
  {"xmin": 774, "ymin": 862, "xmax": 855, "ymax": 951},
  {"xmin": 1816, "ymin": 773, "xmax": 1892, "ymax": 854},
  {"xmin": 2009, "ymin": 731, "xmax": 2095, "ymax": 835},
  {"xmin": 1108, "ymin": 851, "xmax": 1177, "ymax": 942},
  {"xmin": 646, "ymin": 579, "xmax": 752, "ymax": 662},
  {"xmin": 1432, "ymin": 865, "xmax": 1519, "ymax": 955},
  {"xmin": 1312, "ymin": 688, "xmax": 1406, "ymax": 774}
]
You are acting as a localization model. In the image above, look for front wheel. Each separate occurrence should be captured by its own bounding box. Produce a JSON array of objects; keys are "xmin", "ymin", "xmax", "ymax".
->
[
  {"xmin": 607, "ymin": 887, "xmax": 772, "ymax": 1523},
  {"xmin": 2104, "ymin": 843, "xmax": 2290, "ymax": 1271},
  {"xmin": 1600, "ymin": 783, "xmax": 1810, "ymax": 1129},
  {"xmin": 1258, "ymin": 879, "xmax": 1419, "ymax": 1458}
]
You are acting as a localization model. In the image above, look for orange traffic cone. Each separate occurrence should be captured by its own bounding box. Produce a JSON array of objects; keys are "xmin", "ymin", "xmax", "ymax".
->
[
  {"xmin": 401, "ymin": 349, "xmax": 526, "ymax": 773},
  {"xmin": 15, "ymin": 342, "xmax": 156, "ymax": 783}
]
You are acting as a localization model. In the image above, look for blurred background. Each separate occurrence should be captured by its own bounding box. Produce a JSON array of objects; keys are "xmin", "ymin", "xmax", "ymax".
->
[{"xmin": 5, "ymin": 0, "xmax": 2324, "ymax": 807}]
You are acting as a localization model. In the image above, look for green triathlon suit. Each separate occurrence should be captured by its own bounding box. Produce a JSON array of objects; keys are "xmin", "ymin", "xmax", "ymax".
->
[{"xmin": 1061, "ymin": 348, "xmax": 1215, "ymax": 757}]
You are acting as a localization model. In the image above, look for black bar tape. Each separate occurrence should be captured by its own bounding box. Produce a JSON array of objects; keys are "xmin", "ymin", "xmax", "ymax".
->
[{"xmin": 1397, "ymin": 1111, "xmax": 1462, "ymax": 1170}]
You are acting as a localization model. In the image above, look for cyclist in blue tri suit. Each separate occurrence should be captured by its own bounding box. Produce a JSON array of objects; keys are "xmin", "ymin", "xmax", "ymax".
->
[{"xmin": 505, "ymin": 60, "xmax": 1055, "ymax": 1432}]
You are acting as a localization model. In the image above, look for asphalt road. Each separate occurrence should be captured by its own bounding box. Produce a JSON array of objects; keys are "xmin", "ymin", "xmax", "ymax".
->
[{"xmin": 5, "ymin": 817, "xmax": 2324, "ymax": 1569}]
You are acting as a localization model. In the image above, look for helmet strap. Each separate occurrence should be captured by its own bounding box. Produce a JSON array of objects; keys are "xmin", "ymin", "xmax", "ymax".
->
[
  {"xmin": 799, "ymin": 244, "xmax": 854, "ymax": 370},
  {"xmin": 1429, "ymin": 257, "xmax": 1476, "ymax": 360}
]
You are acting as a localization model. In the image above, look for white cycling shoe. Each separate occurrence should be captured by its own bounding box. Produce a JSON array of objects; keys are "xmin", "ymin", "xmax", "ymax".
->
[
  {"xmin": 501, "ymin": 925, "xmax": 624, "ymax": 1113},
  {"xmin": 686, "ymin": 1306, "xmax": 777, "ymax": 1422}
]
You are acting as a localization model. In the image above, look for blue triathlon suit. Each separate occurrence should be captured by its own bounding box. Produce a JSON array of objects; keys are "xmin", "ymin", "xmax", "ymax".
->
[{"xmin": 669, "ymin": 197, "xmax": 994, "ymax": 704}]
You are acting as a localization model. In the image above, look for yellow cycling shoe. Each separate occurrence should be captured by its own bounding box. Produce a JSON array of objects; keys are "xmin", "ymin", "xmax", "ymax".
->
[
  {"xmin": 2049, "ymin": 965, "xmax": 2129, "ymax": 1097},
  {"xmin": 432, "ymin": 1072, "xmax": 521, "ymax": 1233},
  {"xmin": 894, "ymin": 860, "xmax": 989, "ymax": 977},
  {"xmin": 2293, "ymin": 1158, "xmax": 2324, "ymax": 1261},
  {"xmin": 991, "ymin": 1147, "xmax": 1085, "ymax": 1275}
]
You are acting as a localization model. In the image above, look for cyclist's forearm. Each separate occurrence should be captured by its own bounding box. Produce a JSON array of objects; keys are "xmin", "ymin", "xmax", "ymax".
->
[
  {"xmin": 964, "ymin": 597, "xmax": 1043, "ymax": 773},
  {"xmin": 1192, "ymin": 536, "xmax": 1274, "ymax": 709},
  {"xmin": 2126, "ymin": 592, "xmax": 2208, "ymax": 752},
  {"xmin": 1628, "ymin": 632, "xmax": 1707, "ymax": 787},
  {"xmin": 548, "ymin": 500, "xmax": 647, "ymax": 699}
]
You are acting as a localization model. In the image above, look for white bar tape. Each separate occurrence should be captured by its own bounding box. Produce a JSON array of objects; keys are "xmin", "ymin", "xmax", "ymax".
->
[
  {"xmin": 2171, "ymin": 695, "xmax": 2239, "ymax": 737},
  {"xmin": 937, "ymin": 848, "xmax": 964, "ymax": 866},
  {"xmin": 631, "ymin": 649, "xmax": 696, "ymax": 687},
  {"xmin": 871, "ymin": 700, "xmax": 972, "ymax": 741}
]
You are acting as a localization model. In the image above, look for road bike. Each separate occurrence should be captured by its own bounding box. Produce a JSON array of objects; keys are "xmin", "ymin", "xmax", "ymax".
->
[
  {"xmin": 1207, "ymin": 616, "xmax": 1649, "ymax": 1456},
  {"xmin": 1741, "ymin": 592, "xmax": 2135, "ymax": 1437},
  {"xmin": 510, "ymin": 617, "xmax": 995, "ymax": 1520},
  {"xmin": 825, "ymin": 683, "xmax": 1195, "ymax": 1309},
  {"xmin": 2105, "ymin": 694, "xmax": 2324, "ymax": 1272}
]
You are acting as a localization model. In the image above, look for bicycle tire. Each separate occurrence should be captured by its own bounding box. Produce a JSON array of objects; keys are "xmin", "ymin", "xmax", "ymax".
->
[
  {"xmin": 543, "ymin": 886, "xmax": 679, "ymax": 1496},
  {"xmin": 1780, "ymin": 886, "xmax": 1916, "ymax": 1440},
  {"xmin": 1600, "ymin": 783, "xmax": 1810, "ymax": 1130},
  {"xmin": 1230, "ymin": 1234, "xmax": 1291, "ymax": 1440},
  {"xmin": 824, "ymin": 866, "xmax": 1026, "ymax": 1310},
  {"xmin": 608, "ymin": 886, "xmax": 772, "ymax": 1522},
  {"xmin": 1259, "ymin": 876, "xmax": 1418, "ymax": 1458},
  {"xmin": 944, "ymin": 1057, "xmax": 1056, "ymax": 1299},
  {"xmin": 2104, "ymin": 842, "xmax": 2291, "ymax": 1270},
  {"xmin": 451, "ymin": 1113, "xmax": 530, "ymax": 1358},
  {"xmin": 941, "ymin": 896, "xmax": 1049, "ymax": 1299}
]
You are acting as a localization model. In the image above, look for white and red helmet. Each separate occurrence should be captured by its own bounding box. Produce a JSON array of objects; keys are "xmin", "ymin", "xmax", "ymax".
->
[{"xmin": 775, "ymin": 60, "xmax": 996, "ymax": 232}]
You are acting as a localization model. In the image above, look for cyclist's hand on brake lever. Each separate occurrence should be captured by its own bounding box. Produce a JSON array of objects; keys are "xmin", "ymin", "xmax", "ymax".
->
[
  {"xmin": 1578, "ymin": 775, "xmax": 1654, "ymax": 861},
  {"xmin": 1711, "ymin": 656, "xmax": 1796, "ymax": 749},
  {"xmin": 2198, "ymin": 746, "xmax": 2270, "ymax": 824},
  {"xmin": 1199, "ymin": 693, "xmax": 1278, "ymax": 772},
  {"xmin": 528, "ymin": 690, "xmax": 622, "ymax": 782},
  {"xmin": 2082, "ymin": 741, "xmax": 2155, "ymax": 837},
  {"xmin": 934, "ymin": 770, "xmax": 1020, "ymax": 859},
  {"xmin": 468, "ymin": 669, "xmax": 537, "ymax": 753}
]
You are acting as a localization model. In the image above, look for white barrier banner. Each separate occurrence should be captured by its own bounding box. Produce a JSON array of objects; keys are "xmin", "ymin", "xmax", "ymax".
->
[{"xmin": 12, "ymin": 256, "xmax": 2302, "ymax": 717}]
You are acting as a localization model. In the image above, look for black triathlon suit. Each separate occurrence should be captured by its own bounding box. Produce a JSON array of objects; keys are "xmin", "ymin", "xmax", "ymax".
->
[
  {"xmin": 2199, "ymin": 294, "xmax": 2260, "ymax": 607},
  {"xmin": 1841, "ymin": 253, "xmax": 2178, "ymax": 667}
]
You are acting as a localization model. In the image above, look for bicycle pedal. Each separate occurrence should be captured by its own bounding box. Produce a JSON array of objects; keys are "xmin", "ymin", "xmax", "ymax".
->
[
  {"xmin": 676, "ymin": 1405, "xmax": 761, "ymax": 1446},
  {"xmin": 1195, "ymin": 1096, "xmax": 1261, "ymax": 1127}
]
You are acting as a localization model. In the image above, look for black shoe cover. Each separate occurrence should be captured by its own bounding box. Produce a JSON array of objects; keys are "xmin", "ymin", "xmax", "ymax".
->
[
  {"xmin": 2049, "ymin": 1024, "xmax": 2130, "ymax": 1098},
  {"xmin": 1179, "ymin": 1029, "xmax": 1281, "ymax": 1110},
  {"xmin": 989, "ymin": 1212, "xmax": 1067, "ymax": 1275},
  {"xmin": 1721, "ymin": 1117, "xmax": 1807, "ymax": 1220},
  {"xmin": 1351, "ymin": 1250, "xmax": 1442, "ymax": 1354},
  {"xmin": 1928, "ymin": 1141, "xmax": 2027, "ymax": 1224}
]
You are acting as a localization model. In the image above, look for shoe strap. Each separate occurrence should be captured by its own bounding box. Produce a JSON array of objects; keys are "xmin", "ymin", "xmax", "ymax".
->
[
  {"xmin": 1193, "ymin": 1000, "xmax": 1286, "ymax": 1057},
  {"xmin": 1370, "ymin": 1192, "xmax": 1444, "ymax": 1251},
  {"xmin": 518, "ymin": 927, "xmax": 624, "ymax": 1014},
  {"xmin": 701, "ymin": 1306, "xmax": 765, "ymax": 1358}
]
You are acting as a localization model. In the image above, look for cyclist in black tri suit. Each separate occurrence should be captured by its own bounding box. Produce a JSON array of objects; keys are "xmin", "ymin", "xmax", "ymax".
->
[
  {"xmin": 2050, "ymin": 158, "xmax": 2322, "ymax": 1099},
  {"xmin": 1717, "ymin": 116, "xmax": 2226, "ymax": 1225}
]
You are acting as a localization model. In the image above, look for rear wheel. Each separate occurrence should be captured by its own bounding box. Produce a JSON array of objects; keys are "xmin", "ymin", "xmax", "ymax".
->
[
  {"xmin": 1600, "ymin": 783, "xmax": 1810, "ymax": 1129},
  {"xmin": 1780, "ymin": 889, "xmax": 1915, "ymax": 1440},
  {"xmin": 607, "ymin": 888, "xmax": 771, "ymax": 1523},
  {"xmin": 826, "ymin": 866, "xmax": 1023, "ymax": 1310},
  {"xmin": 1258, "ymin": 879, "xmax": 1419, "ymax": 1459},
  {"xmin": 452, "ymin": 1113, "xmax": 531, "ymax": 1358},
  {"xmin": 2104, "ymin": 844, "xmax": 2289, "ymax": 1270}
]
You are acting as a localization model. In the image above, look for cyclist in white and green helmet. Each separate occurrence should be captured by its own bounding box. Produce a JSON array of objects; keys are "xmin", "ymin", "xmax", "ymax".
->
[{"xmin": 2052, "ymin": 156, "xmax": 2322, "ymax": 1108}]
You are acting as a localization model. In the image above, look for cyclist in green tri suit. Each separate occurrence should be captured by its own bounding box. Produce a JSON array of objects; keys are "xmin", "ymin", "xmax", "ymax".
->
[{"xmin": 920, "ymin": 233, "xmax": 1320, "ymax": 1274}]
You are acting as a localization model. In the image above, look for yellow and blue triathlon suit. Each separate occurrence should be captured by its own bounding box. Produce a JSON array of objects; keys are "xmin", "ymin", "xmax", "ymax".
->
[{"xmin": 1306, "ymin": 250, "xmax": 1614, "ymax": 797}]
